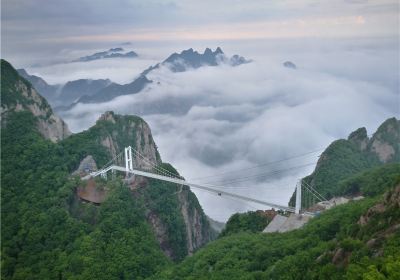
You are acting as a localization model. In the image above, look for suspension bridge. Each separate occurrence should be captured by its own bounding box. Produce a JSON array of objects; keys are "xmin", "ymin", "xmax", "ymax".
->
[{"xmin": 82, "ymin": 146, "xmax": 328, "ymax": 214}]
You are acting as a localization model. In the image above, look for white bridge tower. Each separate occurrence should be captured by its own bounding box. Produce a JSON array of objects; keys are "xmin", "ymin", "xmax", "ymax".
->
[
  {"xmin": 125, "ymin": 146, "xmax": 133, "ymax": 172},
  {"xmin": 295, "ymin": 180, "xmax": 302, "ymax": 214}
]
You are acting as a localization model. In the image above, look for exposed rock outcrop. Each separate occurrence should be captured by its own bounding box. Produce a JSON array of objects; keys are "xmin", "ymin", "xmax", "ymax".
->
[
  {"xmin": 96, "ymin": 111, "xmax": 161, "ymax": 170},
  {"xmin": 348, "ymin": 127, "xmax": 368, "ymax": 151},
  {"xmin": 147, "ymin": 211, "xmax": 174, "ymax": 259},
  {"xmin": 368, "ymin": 118, "xmax": 399, "ymax": 163},
  {"xmin": 77, "ymin": 179, "xmax": 108, "ymax": 205},
  {"xmin": 358, "ymin": 184, "xmax": 400, "ymax": 226},
  {"xmin": 178, "ymin": 189, "xmax": 212, "ymax": 255},
  {"xmin": 1, "ymin": 59, "xmax": 71, "ymax": 142},
  {"xmin": 72, "ymin": 155, "xmax": 98, "ymax": 176}
]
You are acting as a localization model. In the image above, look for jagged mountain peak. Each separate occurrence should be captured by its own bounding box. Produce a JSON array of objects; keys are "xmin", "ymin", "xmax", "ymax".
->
[
  {"xmin": 98, "ymin": 110, "xmax": 117, "ymax": 122},
  {"xmin": 369, "ymin": 117, "xmax": 400, "ymax": 163},
  {"xmin": 162, "ymin": 47, "xmax": 249, "ymax": 72},
  {"xmin": 215, "ymin": 46, "xmax": 223, "ymax": 54},
  {"xmin": 348, "ymin": 127, "xmax": 368, "ymax": 150},
  {"xmin": 56, "ymin": 47, "xmax": 250, "ymax": 107}
]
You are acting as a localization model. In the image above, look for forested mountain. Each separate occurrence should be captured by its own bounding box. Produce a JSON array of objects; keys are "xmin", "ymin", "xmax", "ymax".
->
[
  {"xmin": 149, "ymin": 117, "xmax": 400, "ymax": 279},
  {"xmin": 289, "ymin": 118, "xmax": 400, "ymax": 208},
  {"xmin": 152, "ymin": 175, "xmax": 400, "ymax": 279},
  {"xmin": 1, "ymin": 59, "xmax": 214, "ymax": 279},
  {"xmin": 2, "ymin": 60, "xmax": 70, "ymax": 142}
]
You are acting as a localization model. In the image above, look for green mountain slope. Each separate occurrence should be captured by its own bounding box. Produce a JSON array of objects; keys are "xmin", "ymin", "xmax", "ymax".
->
[
  {"xmin": 151, "ymin": 172, "xmax": 400, "ymax": 279},
  {"xmin": 220, "ymin": 210, "xmax": 275, "ymax": 237},
  {"xmin": 148, "ymin": 118, "xmax": 400, "ymax": 279},
  {"xmin": 1, "ymin": 59, "xmax": 71, "ymax": 142},
  {"xmin": 1, "ymin": 60, "xmax": 213, "ymax": 279},
  {"xmin": 289, "ymin": 118, "xmax": 400, "ymax": 207}
]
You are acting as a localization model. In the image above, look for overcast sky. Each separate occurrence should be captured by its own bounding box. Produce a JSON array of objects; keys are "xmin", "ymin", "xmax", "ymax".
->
[
  {"xmin": 2, "ymin": 0, "xmax": 399, "ymax": 65},
  {"xmin": 1, "ymin": 0, "xmax": 399, "ymax": 221}
]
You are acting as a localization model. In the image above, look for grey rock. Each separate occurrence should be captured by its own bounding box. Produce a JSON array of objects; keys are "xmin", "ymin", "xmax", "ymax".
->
[{"xmin": 72, "ymin": 155, "xmax": 98, "ymax": 176}]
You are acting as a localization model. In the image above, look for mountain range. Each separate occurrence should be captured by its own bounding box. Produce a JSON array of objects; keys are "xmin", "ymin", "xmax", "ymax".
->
[
  {"xmin": 17, "ymin": 47, "xmax": 251, "ymax": 110},
  {"xmin": 142, "ymin": 47, "xmax": 251, "ymax": 75},
  {"xmin": 17, "ymin": 68, "xmax": 112, "ymax": 107}
]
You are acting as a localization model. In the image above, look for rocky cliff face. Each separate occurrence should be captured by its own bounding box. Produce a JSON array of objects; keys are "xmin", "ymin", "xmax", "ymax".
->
[
  {"xmin": 178, "ymin": 189, "xmax": 213, "ymax": 255},
  {"xmin": 65, "ymin": 111, "xmax": 213, "ymax": 259},
  {"xmin": 96, "ymin": 111, "xmax": 161, "ymax": 169},
  {"xmin": 143, "ymin": 186, "xmax": 214, "ymax": 259},
  {"xmin": 368, "ymin": 118, "xmax": 400, "ymax": 163},
  {"xmin": 1, "ymin": 60, "xmax": 71, "ymax": 142}
]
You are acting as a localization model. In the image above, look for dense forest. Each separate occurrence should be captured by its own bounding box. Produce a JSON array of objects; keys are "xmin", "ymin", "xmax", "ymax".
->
[
  {"xmin": 152, "ymin": 166, "xmax": 400, "ymax": 279},
  {"xmin": 1, "ymin": 60, "xmax": 212, "ymax": 279},
  {"xmin": 1, "ymin": 111, "xmax": 172, "ymax": 279}
]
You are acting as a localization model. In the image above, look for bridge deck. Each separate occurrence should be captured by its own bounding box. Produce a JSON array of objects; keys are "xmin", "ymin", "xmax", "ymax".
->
[{"xmin": 84, "ymin": 165, "xmax": 295, "ymax": 212}]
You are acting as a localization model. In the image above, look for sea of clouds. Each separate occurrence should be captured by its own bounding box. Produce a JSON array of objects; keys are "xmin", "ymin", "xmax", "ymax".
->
[{"xmin": 27, "ymin": 37, "xmax": 399, "ymax": 221}]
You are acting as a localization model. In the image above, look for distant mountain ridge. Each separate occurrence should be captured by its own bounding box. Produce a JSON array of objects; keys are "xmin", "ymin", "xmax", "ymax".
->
[
  {"xmin": 77, "ymin": 75, "xmax": 151, "ymax": 104},
  {"xmin": 73, "ymin": 47, "xmax": 138, "ymax": 62},
  {"xmin": 17, "ymin": 68, "xmax": 59, "ymax": 103},
  {"xmin": 142, "ymin": 47, "xmax": 251, "ymax": 75},
  {"xmin": 59, "ymin": 78, "xmax": 112, "ymax": 104},
  {"xmin": 16, "ymin": 47, "xmax": 251, "ymax": 108},
  {"xmin": 74, "ymin": 47, "xmax": 251, "ymax": 105},
  {"xmin": 17, "ymin": 69, "xmax": 113, "ymax": 107}
]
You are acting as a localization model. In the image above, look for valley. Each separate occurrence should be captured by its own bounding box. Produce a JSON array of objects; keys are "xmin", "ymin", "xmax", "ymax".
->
[
  {"xmin": 1, "ymin": 1, "xmax": 399, "ymax": 278},
  {"xmin": 1, "ymin": 58, "xmax": 399, "ymax": 279}
]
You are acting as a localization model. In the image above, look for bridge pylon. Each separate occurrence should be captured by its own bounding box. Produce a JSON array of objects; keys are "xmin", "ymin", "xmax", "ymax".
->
[
  {"xmin": 295, "ymin": 179, "xmax": 302, "ymax": 214},
  {"xmin": 125, "ymin": 146, "xmax": 134, "ymax": 172}
]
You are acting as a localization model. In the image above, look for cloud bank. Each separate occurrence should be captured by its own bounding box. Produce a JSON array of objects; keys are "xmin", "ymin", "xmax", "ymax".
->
[{"xmin": 54, "ymin": 38, "xmax": 399, "ymax": 221}]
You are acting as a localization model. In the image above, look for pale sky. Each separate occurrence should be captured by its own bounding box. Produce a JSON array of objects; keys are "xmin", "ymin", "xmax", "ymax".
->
[{"xmin": 1, "ymin": 0, "xmax": 399, "ymax": 65}]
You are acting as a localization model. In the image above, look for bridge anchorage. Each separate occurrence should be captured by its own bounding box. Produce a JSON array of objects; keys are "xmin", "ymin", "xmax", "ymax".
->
[{"xmin": 83, "ymin": 146, "xmax": 327, "ymax": 215}]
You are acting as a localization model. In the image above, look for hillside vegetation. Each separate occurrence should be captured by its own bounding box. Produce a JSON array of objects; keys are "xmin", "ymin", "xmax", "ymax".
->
[
  {"xmin": 1, "ymin": 60, "xmax": 213, "ymax": 279},
  {"xmin": 289, "ymin": 118, "xmax": 400, "ymax": 208},
  {"xmin": 1, "ymin": 111, "xmax": 171, "ymax": 279},
  {"xmin": 1, "ymin": 59, "xmax": 399, "ymax": 279},
  {"xmin": 151, "ymin": 173, "xmax": 400, "ymax": 279}
]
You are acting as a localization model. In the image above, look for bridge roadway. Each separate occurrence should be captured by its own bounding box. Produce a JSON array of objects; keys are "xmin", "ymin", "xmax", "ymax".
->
[{"xmin": 83, "ymin": 165, "xmax": 296, "ymax": 213}]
